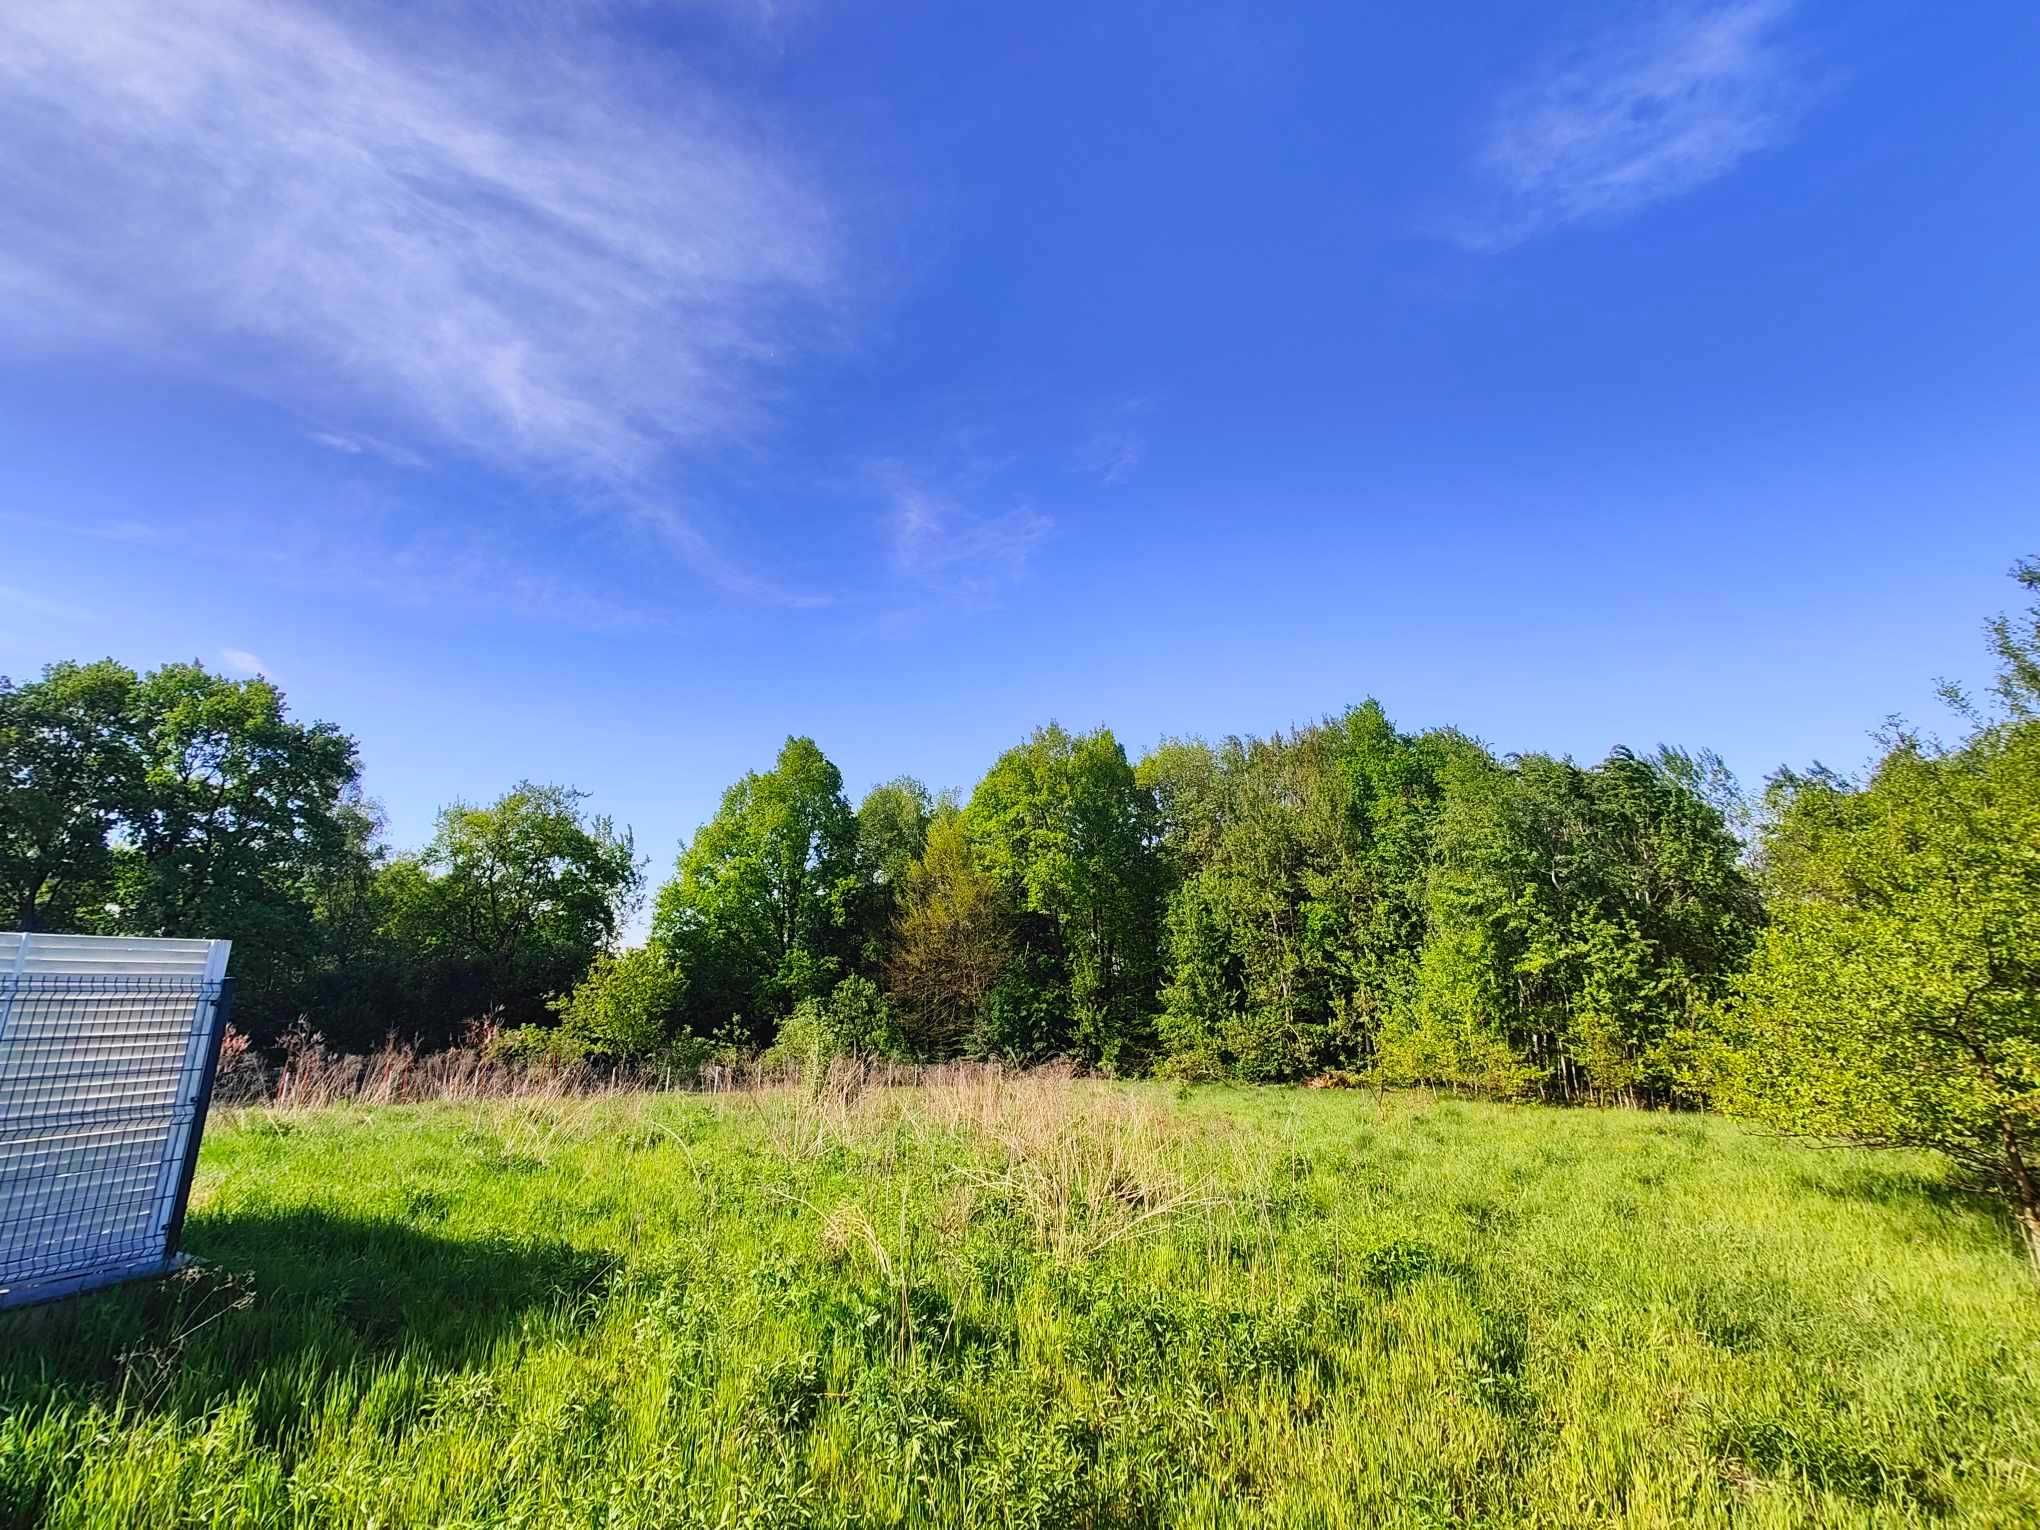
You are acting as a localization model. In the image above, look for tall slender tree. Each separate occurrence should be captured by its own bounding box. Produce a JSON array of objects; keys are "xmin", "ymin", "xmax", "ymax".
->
[
  {"xmin": 886, "ymin": 805, "xmax": 1015, "ymax": 1058},
  {"xmin": 968, "ymin": 724, "xmax": 1163, "ymax": 1065},
  {"xmin": 652, "ymin": 736, "xmax": 860, "ymax": 1039}
]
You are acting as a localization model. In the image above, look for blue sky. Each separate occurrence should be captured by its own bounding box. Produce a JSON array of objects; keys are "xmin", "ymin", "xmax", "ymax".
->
[{"xmin": 2, "ymin": 0, "xmax": 2035, "ymax": 891}]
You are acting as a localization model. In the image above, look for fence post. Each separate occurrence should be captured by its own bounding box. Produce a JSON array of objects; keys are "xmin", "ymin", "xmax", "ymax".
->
[
  {"xmin": 163, "ymin": 977, "xmax": 235, "ymax": 1260},
  {"xmin": 0, "ymin": 935, "xmax": 27, "ymax": 1048}
]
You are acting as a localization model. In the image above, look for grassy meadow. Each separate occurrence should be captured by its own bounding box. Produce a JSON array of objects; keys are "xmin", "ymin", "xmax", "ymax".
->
[{"xmin": 2, "ymin": 1073, "xmax": 2036, "ymax": 1528}]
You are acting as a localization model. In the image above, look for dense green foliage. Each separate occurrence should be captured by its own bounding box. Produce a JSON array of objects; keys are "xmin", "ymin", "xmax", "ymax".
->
[
  {"xmin": 854, "ymin": 777, "xmax": 934, "ymax": 964},
  {"xmin": 1152, "ymin": 709, "xmax": 1470, "ymax": 1084},
  {"xmin": 3, "ymin": 1082, "xmax": 2034, "ymax": 1526},
  {"xmin": 8, "ymin": 559, "xmax": 2040, "ymax": 1252},
  {"xmin": 965, "ymin": 725, "xmax": 1166, "ymax": 1068},
  {"xmin": 0, "ymin": 658, "xmax": 142, "ymax": 932},
  {"xmin": 376, "ymin": 783, "xmax": 642, "ymax": 1038},
  {"xmin": 885, "ymin": 805, "xmax": 1015, "ymax": 1059},
  {"xmin": 761, "ymin": 973, "xmax": 907, "ymax": 1077},
  {"xmin": 1712, "ymin": 558, "xmax": 2040, "ymax": 1263},
  {"xmin": 0, "ymin": 661, "xmax": 639, "ymax": 1045},
  {"xmin": 1136, "ymin": 710, "xmax": 1758, "ymax": 1099},
  {"xmin": 0, "ymin": 660, "xmax": 364, "ymax": 1033},
  {"xmin": 650, "ymin": 737, "xmax": 864, "ymax": 1043},
  {"xmin": 543, "ymin": 946, "xmax": 686, "ymax": 1064},
  {"xmin": 1389, "ymin": 744, "xmax": 1759, "ymax": 1100},
  {"xmin": 1716, "ymin": 731, "xmax": 2040, "ymax": 1261}
]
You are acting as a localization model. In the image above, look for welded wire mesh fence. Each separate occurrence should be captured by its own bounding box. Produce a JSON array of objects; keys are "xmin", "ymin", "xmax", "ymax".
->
[{"xmin": 0, "ymin": 971, "xmax": 233, "ymax": 1309}]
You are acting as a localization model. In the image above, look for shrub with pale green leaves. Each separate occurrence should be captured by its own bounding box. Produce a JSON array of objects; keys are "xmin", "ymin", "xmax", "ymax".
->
[
  {"xmin": 547, "ymin": 946, "xmax": 683, "ymax": 1063},
  {"xmin": 762, "ymin": 973, "xmax": 906, "ymax": 1076},
  {"xmin": 1713, "ymin": 559, "xmax": 2040, "ymax": 1269}
]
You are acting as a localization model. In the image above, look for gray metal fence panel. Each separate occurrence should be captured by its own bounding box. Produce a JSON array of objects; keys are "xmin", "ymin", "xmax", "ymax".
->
[{"xmin": 0, "ymin": 934, "xmax": 233, "ymax": 1308}]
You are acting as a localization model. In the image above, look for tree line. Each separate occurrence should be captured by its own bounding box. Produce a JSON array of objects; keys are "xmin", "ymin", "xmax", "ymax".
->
[
  {"xmin": 0, "ymin": 661, "xmax": 639, "ymax": 1047},
  {"xmin": 4, "ymin": 560, "xmax": 2037, "ymax": 1257}
]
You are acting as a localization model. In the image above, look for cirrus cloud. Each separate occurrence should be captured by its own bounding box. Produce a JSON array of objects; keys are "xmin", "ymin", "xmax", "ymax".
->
[
  {"xmin": 0, "ymin": 0, "xmax": 837, "ymax": 484},
  {"xmin": 872, "ymin": 463, "xmax": 1052, "ymax": 592},
  {"xmin": 1467, "ymin": 2, "xmax": 1816, "ymax": 248}
]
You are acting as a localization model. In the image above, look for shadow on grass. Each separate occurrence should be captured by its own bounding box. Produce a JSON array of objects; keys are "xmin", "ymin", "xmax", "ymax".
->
[
  {"xmin": 0, "ymin": 1207, "xmax": 612, "ymax": 1419},
  {"xmin": 1803, "ymin": 1161, "xmax": 2003, "ymax": 1220}
]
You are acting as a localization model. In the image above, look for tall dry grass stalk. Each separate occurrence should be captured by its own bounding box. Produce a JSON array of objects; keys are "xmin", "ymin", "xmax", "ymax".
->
[
  {"xmin": 752, "ymin": 1060, "xmax": 1223, "ymax": 1259},
  {"xmin": 221, "ymin": 1025, "xmax": 641, "ymax": 1110},
  {"xmin": 937, "ymin": 1065, "xmax": 1221, "ymax": 1259},
  {"xmin": 222, "ymin": 1028, "xmax": 944, "ymax": 1112},
  {"xmin": 225, "ymin": 1039, "xmax": 1218, "ymax": 1257}
]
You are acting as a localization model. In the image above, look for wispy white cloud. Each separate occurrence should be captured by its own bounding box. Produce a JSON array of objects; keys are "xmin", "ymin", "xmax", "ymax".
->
[
  {"xmin": 872, "ymin": 465, "xmax": 1051, "ymax": 590},
  {"xmin": 0, "ymin": 1, "xmax": 835, "ymax": 484},
  {"xmin": 1467, "ymin": 2, "xmax": 1812, "ymax": 247},
  {"xmin": 309, "ymin": 431, "xmax": 429, "ymax": 471},
  {"xmin": 220, "ymin": 647, "xmax": 271, "ymax": 677},
  {"xmin": 1079, "ymin": 430, "xmax": 1144, "ymax": 486},
  {"xmin": 626, "ymin": 499, "xmax": 832, "ymax": 609},
  {"xmin": 0, "ymin": 585, "xmax": 93, "ymax": 627},
  {"xmin": 260, "ymin": 511, "xmax": 675, "ymax": 632}
]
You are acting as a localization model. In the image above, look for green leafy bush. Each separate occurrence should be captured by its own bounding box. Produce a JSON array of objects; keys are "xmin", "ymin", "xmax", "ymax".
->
[
  {"xmin": 762, "ymin": 974, "xmax": 905, "ymax": 1074},
  {"xmin": 482, "ymin": 1024, "xmax": 559, "ymax": 1064},
  {"xmin": 547, "ymin": 947, "xmax": 683, "ymax": 1063}
]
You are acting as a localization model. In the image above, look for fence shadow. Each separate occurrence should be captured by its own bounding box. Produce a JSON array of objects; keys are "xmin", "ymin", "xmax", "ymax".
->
[{"xmin": 0, "ymin": 1207, "xmax": 613, "ymax": 1420}]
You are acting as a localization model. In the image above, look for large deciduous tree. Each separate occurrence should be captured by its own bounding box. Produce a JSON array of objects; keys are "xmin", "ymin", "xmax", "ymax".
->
[
  {"xmin": 112, "ymin": 664, "xmax": 362, "ymax": 943},
  {"xmin": 383, "ymin": 782, "xmax": 642, "ymax": 1036},
  {"xmin": 2, "ymin": 659, "xmax": 368, "ymax": 1033},
  {"xmin": 0, "ymin": 659, "xmax": 140, "ymax": 931},
  {"xmin": 967, "ymin": 724, "xmax": 1163, "ymax": 1066},
  {"xmin": 651, "ymin": 737, "xmax": 860, "ymax": 1039},
  {"xmin": 1715, "ymin": 560, "xmax": 2040, "ymax": 1266},
  {"xmin": 885, "ymin": 805, "xmax": 1015, "ymax": 1058}
]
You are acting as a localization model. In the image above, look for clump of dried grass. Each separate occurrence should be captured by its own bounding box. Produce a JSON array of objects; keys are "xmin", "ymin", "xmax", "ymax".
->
[
  {"xmin": 224, "ymin": 1025, "xmax": 942, "ymax": 1114},
  {"xmin": 225, "ymin": 1036, "xmax": 1217, "ymax": 1257},
  {"xmin": 758, "ymin": 1061, "xmax": 1223, "ymax": 1260},
  {"xmin": 221, "ymin": 1021, "xmax": 654, "ymax": 1110},
  {"xmin": 934, "ymin": 1065, "xmax": 1220, "ymax": 1259},
  {"xmin": 112, "ymin": 1263, "xmax": 257, "ymax": 1410}
]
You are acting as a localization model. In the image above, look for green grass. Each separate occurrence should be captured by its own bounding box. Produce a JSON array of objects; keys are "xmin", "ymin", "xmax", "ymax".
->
[{"xmin": 3, "ymin": 1074, "xmax": 2037, "ymax": 1527}]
